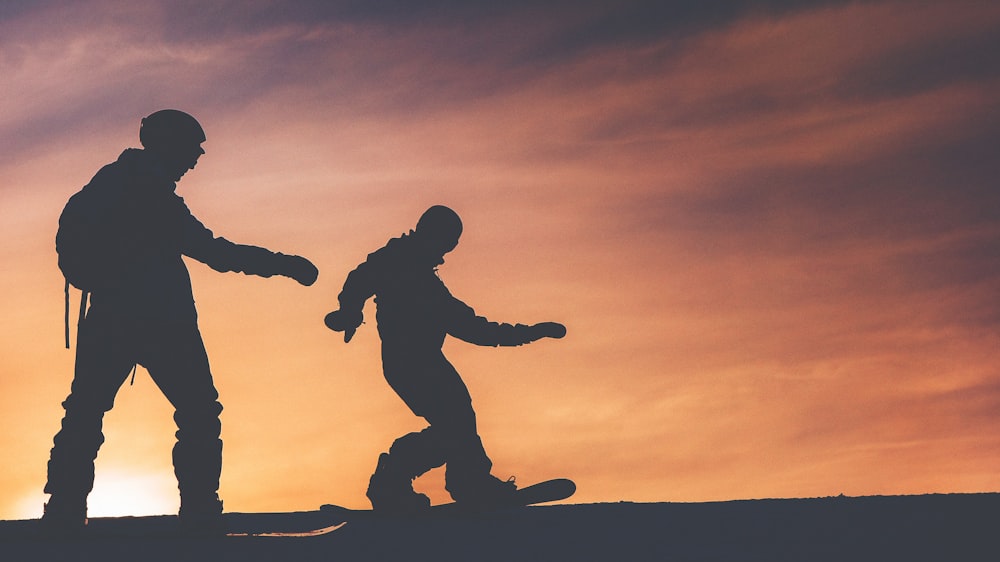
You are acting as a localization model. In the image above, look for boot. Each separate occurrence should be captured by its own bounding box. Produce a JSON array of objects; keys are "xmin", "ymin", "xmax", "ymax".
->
[
  {"xmin": 41, "ymin": 494, "xmax": 87, "ymax": 536},
  {"xmin": 447, "ymin": 473, "xmax": 518, "ymax": 506},
  {"xmin": 178, "ymin": 493, "xmax": 225, "ymax": 536},
  {"xmin": 366, "ymin": 453, "xmax": 430, "ymax": 514}
]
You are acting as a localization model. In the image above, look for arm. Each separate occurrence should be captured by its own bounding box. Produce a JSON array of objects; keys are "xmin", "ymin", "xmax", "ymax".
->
[
  {"xmin": 324, "ymin": 254, "xmax": 380, "ymax": 342},
  {"xmin": 180, "ymin": 204, "xmax": 318, "ymax": 285},
  {"xmin": 445, "ymin": 294, "xmax": 566, "ymax": 347}
]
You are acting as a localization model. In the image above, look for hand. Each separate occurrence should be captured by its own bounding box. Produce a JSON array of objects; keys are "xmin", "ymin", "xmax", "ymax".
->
[
  {"xmin": 283, "ymin": 254, "xmax": 319, "ymax": 286},
  {"xmin": 325, "ymin": 309, "xmax": 363, "ymax": 343},
  {"xmin": 530, "ymin": 322, "xmax": 567, "ymax": 340}
]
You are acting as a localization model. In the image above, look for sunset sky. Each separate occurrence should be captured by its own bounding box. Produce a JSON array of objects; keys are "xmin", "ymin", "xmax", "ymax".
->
[{"xmin": 1, "ymin": 0, "xmax": 998, "ymax": 520}]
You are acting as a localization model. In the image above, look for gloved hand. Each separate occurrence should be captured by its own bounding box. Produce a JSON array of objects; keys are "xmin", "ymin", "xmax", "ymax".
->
[
  {"xmin": 527, "ymin": 322, "xmax": 567, "ymax": 341},
  {"xmin": 279, "ymin": 254, "xmax": 319, "ymax": 286},
  {"xmin": 325, "ymin": 309, "xmax": 363, "ymax": 342}
]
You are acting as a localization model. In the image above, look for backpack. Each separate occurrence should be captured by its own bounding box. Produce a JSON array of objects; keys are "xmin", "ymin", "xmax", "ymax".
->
[
  {"xmin": 57, "ymin": 189, "xmax": 102, "ymax": 293},
  {"xmin": 56, "ymin": 186, "xmax": 116, "ymax": 348}
]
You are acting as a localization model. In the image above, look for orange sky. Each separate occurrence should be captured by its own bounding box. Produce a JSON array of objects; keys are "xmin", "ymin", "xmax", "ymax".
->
[{"xmin": 2, "ymin": 1, "xmax": 999, "ymax": 519}]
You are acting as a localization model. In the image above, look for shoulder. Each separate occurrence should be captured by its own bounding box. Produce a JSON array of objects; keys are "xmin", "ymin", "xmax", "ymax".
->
[
  {"xmin": 366, "ymin": 234, "xmax": 407, "ymax": 262},
  {"xmin": 84, "ymin": 161, "xmax": 125, "ymax": 193},
  {"xmin": 78, "ymin": 149, "xmax": 143, "ymax": 198},
  {"xmin": 64, "ymin": 162, "xmax": 121, "ymax": 214}
]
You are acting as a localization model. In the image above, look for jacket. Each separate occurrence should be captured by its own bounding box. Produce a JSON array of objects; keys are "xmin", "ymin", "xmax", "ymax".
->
[{"xmin": 60, "ymin": 148, "xmax": 287, "ymax": 322}]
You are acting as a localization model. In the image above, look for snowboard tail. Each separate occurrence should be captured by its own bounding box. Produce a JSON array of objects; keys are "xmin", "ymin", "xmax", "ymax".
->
[{"xmin": 5, "ymin": 510, "xmax": 351, "ymax": 540}]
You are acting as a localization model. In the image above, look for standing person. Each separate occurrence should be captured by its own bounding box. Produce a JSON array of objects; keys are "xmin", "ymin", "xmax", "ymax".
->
[
  {"xmin": 43, "ymin": 109, "xmax": 319, "ymax": 533},
  {"xmin": 324, "ymin": 205, "xmax": 565, "ymax": 513}
]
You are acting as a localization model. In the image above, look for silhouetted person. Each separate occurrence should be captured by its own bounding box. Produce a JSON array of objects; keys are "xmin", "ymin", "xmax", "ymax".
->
[
  {"xmin": 43, "ymin": 109, "xmax": 319, "ymax": 533},
  {"xmin": 325, "ymin": 205, "xmax": 565, "ymax": 513}
]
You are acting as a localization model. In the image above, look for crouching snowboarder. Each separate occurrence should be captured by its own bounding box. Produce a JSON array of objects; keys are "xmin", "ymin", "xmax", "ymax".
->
[{"xmin": 324, "ymin": 205, "xmax": 566, "ymax": 513}]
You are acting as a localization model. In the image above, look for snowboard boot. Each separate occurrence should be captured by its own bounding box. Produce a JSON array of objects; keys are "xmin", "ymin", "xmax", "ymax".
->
[
  {"xmin": 40, "ymin": 494, "xmax": 88, "ymax": 536},
  {"xmin": 178, "ymin": 493, "xmax": 225, "ymax": 536},
  {"xmin": 448, "ymin": 474, "xmax": 518, "ymax": 507},
  {"xmin": 366, "ymin": 453, "xmax": 431, "ymax": 514}
]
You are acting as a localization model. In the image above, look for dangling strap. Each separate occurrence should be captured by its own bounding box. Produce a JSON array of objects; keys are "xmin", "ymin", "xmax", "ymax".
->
[
  {"xmin": 64, "ymin": 279, "xmax": 70, "ymax": 349},
  {"xmin": 78, "ymin": 289, "xmax": 89, "ymax": 336},
  {"xmin": 64, "ymin": 285, "xmax": 90, "ymax": 350}
]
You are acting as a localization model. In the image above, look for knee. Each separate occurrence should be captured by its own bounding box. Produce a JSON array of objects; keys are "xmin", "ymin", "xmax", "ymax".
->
[
  {"xmin": 62, "ymin": 387, "xmax": 118, "ymax": 417},
  {"xmin": 59, "ymin": 397, "xmax": 109, "ymax": 433},
  {"xmin": 174, "ymin": 401, "xmax": 223, "ymax": 437}
]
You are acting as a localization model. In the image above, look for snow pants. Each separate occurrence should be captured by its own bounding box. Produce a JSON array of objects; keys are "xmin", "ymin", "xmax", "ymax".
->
[
  {"xmin": 380, "ymin": 345, "xmax": 493, "ymax": 496},
  {"xmin": 44, "ymin": 304, "xmax": 224, "ymax": 502}
]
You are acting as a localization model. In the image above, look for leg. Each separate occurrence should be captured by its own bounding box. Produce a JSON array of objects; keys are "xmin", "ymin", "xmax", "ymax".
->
[
  {"xmin": 430, "ymin": 401, "xmax": 507, "ymax": 502},
  {"xmin": 398, "ymin": 352, "xmax": 511, "ymax": 503},
  {"xmin": 374, "ymin": 349, "xmax": 500, "ymax": 505},
  {"xmin": 381, "ymin": 391, "xmax": 511, "ymax": 505},
  {"xmin": 364, "ymin": 349, "xmax": 452, "ymax": 511},
  {"xmin": 138, "ymin": 321, "xmax": 223, "ymax": 519},
  {"xmin": 384, "ymin": 425, "xmax": 450, "ymax": 480},
  {"xmin": 364, "ymin": 423, "xmax": 451, "ymax": 512},
  {"xmin": 44, "ymin": 308, "xmax": 135, "ymax": 524}
]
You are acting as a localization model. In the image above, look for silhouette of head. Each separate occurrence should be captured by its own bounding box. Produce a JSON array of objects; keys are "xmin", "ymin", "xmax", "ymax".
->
[
  {"xmin": 139, "ymin": 109, "xmax": 206, "ymax": 182},
  {"xmin": 414, "ymin": 205, "xmax": 463, "ymax": 261}
]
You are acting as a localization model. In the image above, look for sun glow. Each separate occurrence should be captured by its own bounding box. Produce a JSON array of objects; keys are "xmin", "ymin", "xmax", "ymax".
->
[
  {"xmin": 12, "ymin": 468, "xmax": 179, "ymax": 521},
  {"xmin": 85, "ymin": 468, "xmax": 180, "ymax": 518},
  {"xmin": 38, "ymin": 468, "xmax": 178, "ymax": 520}
]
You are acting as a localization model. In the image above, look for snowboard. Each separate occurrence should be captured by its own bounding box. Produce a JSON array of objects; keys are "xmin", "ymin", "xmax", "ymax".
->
[
  {"xmin": 435, "ymin": 477, "xmax": 576, "ymax": 514},
  {"xmin": 6, "ymin": 479, "xmax": 575, "ymax": 540},
  {"xmin": 224, "ymin": 509, "xmax": 349, "ymax": 537},
  {"xmin": 321, "ymin": 477, "xmax": 576, "ymax": 518},
  {"xmin": 2, "ymin": 510, "xmax": 351, "ymax": 540}
]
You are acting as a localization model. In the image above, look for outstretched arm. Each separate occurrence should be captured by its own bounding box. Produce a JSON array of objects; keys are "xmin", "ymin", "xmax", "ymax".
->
[
  {"xmin": 523, "ymin": 321, "xmax": 567, "ymax": 340},
  {"xmin": 181, "ymin": 210, "xmax": 318, "ymax": 285},
  {"xmin": 446, "ymin": 295, "xmax": 566, "ymax": 346}
]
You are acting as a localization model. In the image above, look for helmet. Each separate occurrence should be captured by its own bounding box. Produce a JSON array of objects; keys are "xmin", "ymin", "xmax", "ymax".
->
[
  {"xmin": 416, "ymin": 205, "xmax": 463, "ymax": 242},
  {"xmin": 139, "ymin": 109, "xmax": 205, "ymax": 150}
]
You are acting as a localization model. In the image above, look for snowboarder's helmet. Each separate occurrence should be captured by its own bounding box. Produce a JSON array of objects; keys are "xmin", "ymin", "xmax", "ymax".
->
[
  {"xmin": 139, "ymin": 109, "xmax": 206, "ymax": 150},
  {"xmin": 416, "ymin": 205, "xmax": 463, "ymax": 248}
]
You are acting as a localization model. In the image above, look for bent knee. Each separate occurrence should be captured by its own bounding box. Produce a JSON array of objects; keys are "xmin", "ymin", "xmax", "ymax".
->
[{"xmin": 174, "ymin": 401, "xmax": 223, "ymax": 434}]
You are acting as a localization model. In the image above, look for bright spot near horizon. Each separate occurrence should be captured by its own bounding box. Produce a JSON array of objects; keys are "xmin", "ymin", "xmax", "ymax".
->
[
  {"xmin": 15, "ymin": 468, "xmax": 180, "ymax": 520},
  {"xmin": 86, "ymin": 468, "xmax": 179, "ymax": 518}
]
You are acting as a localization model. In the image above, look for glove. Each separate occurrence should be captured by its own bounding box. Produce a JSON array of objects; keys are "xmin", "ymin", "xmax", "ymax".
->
[
  {"xmin": 526, "ymin": 322, "xmax": 567, "ymax": 341},
  {"xmin": 325, "ymin": 309, "xmax": 363, "ymax": 342},
  {"xmin": 279, "ymin": 254, "xmax": 319, "ymax": 286}
]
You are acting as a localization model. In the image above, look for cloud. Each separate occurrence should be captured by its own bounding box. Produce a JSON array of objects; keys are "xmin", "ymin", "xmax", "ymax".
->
[{"xmin": 2, "ymin": 0, "xmax": 999, "ymax": 514}]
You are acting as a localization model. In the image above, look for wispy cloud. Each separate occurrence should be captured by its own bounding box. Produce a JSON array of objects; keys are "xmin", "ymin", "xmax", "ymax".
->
[{"xmin": 1, "ymin": 0, "xmax": 998, "ymax": 516}]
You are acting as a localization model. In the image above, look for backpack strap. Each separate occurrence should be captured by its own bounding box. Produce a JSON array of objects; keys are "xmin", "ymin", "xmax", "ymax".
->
[
  {"xmin": 63, "ymin": 278, "xmax": 89, "ymax": 349},
  {"xmin": 78, "ymin": 289, "xmax": 89, "ymax": 337},
  {"xmin": 64, "ymin": 279, "xmax": 70, "ymax": 349}
]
